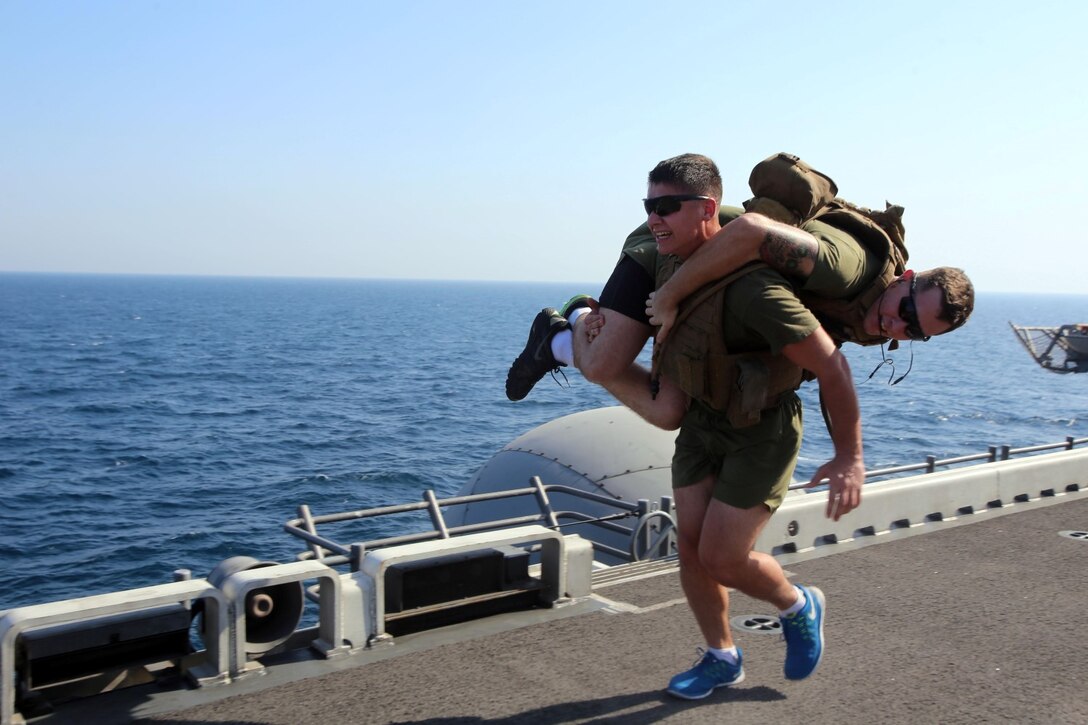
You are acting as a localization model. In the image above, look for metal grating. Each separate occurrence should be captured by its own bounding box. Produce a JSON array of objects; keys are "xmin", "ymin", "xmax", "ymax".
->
[{"xmin": 731, "ymin": 614, "xmax": 781, "ymax": 635}]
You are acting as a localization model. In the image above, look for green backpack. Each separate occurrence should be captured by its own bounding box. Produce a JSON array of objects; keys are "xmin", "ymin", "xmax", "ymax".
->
[{"xmin": 745, "ymin": 152, "xmax": 908, "ymax": 276}]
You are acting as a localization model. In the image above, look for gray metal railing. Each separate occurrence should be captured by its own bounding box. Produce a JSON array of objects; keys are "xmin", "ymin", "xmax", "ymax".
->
[
  {"xmin": 286, "ymin": 436, "xmax": 1088, "ymax": 568},
  {"xmin": 802, "ymin": 435, "xmax": 1088, "ymax": 485},
  {"xmin": 285, "ymin": 476, "xmax": 676, "ymax": 568}
]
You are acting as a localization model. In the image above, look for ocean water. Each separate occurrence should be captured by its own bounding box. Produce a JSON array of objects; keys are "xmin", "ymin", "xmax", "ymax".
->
[{"xmin": 1, "ymin": 273, "xmax": 1085, "ymax": 610}]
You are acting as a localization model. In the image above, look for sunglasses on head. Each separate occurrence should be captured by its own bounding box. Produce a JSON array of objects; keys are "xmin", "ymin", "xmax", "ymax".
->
[
  {"xmin": 898, "ymin": 271, "xmax": 931, "ymax": 342},
  {"xmin": 642, "ymin": 194, "xmax": 712, "ymax": 217}
]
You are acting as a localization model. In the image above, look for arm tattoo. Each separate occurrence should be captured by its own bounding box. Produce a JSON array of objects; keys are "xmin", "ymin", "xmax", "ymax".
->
[{"xmin": 759, "ymin": 228, "xmax": 818, "ymax": 280}]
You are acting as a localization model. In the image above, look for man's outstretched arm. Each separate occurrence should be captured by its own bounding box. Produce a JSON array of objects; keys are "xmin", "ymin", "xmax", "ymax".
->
[
  {"xmin": 648, "ymin": 213, "xmax": 819, "ymax": 341},
  {"xmin": 780, "ymin": 326, "xmax": 864, "ymax": 521}
]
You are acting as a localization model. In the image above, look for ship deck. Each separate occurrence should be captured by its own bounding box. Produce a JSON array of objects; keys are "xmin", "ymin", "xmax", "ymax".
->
[{"xmin": 86, "ymin": 492, "xmax": 1088, "ymax": 724}]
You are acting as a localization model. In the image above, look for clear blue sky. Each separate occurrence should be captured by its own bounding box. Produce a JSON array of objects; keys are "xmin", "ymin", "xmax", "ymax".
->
[{"xmin": 2, "ymin": 1, "xmax": 1085, "ymax": 293}]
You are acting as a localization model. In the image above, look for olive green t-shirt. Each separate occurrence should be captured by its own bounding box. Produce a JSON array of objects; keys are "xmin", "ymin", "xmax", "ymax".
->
[
  {"xmin": 800, "ymin": 218, "xmax": 882, "ymax": 299},
  {"xmin": 719, "ymin": 266, "xmax": 820, "ymax": 355}
]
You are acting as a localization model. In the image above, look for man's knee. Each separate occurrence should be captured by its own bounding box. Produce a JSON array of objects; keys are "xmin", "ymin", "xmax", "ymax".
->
[
  {"xmin": 697, "ymin": 533, "xmax": 752, "ymax": 586},
  {"xmin": 676, "ymin": 527, "xmax": 701, "ymax": 559}
]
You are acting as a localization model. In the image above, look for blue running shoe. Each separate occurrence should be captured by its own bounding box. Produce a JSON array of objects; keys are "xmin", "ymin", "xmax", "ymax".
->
[
  {"xmin": 780, "ymin": 585, "xmax": 825, "ymax": 680},
  {"xmin": 666, "ymin": 648, "xmax": 745, "ymax": 700}
]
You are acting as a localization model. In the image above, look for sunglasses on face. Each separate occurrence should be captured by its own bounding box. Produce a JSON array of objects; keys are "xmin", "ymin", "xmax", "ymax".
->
[
  {"xmin": 642, "ymin": 194, "xmax": 712, "ymax": 217},
  {"xmin": 898, "ymin": 274, "xmax": 931, "ymax": 342}
]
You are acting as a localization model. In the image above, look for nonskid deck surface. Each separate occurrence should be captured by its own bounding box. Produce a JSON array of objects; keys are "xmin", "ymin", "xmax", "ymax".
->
[{"xmin": 126, "ymin": 495, "xmax": 1088, "ymax": 725}]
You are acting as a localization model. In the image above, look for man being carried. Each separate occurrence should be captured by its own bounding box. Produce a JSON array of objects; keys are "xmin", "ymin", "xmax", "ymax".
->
[{"xmin": 505, "ymin": 155, "xmax": 973, "ymax": 411}]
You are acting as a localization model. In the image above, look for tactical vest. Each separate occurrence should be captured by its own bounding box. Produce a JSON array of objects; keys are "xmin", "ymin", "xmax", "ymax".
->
[
  {"xmin": 650, "ymin": 153, "xmax": 910, "ymax": 424},
  {"xmin": 652, "ymin": 258, "xmax": 805, "ymax": 427},
  {"xmin": 802, "ymin": 200, "xmax": 906, "ymax": 346}
]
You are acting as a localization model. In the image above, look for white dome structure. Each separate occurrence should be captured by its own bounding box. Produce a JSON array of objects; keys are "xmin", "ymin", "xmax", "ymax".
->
[{"xmin": 447, "ymin": 406, "xmax": 679, "ymax": 562}]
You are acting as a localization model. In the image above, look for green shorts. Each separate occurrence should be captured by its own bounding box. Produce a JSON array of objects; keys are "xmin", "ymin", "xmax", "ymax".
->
[{"xmin": 672, "ymin": 394, "xmax": 803, "ymax": 512}]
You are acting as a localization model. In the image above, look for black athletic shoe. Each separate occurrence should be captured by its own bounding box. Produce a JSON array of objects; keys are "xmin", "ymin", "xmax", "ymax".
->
[{"xmin": 505, "ymin": 308, "xmax": 570, "ymax": 401}]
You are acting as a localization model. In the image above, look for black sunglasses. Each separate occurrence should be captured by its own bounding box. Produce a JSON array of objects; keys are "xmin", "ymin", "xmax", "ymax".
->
[
  {"xmin": 898, "ymin": 274, "xmax": 931, "ymax": 342},
  {"xmin": 642, "ymin": 194, "xmax": 712, "ymax": 217}
]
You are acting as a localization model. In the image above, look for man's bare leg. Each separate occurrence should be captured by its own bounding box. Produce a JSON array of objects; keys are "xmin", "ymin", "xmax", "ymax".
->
[
  {"xmin": 597, "ymin": 364, "xmax": 686, "ymax": 430},
  {"xmin": 695, "ymin": 497, "xmax": 827, "ymax": 682},
  {"xmin": 697, "ymin": 499, "xmax": 797, "ymax": 610},
  {"xmin": 571, "ymin": 307, "xmax": 652, "ymax": 383},
  {"xmin": 666, "ymin": 477, "xmax": 748, "ymax": 699},
  {"xmin": 673, "ymin": 477, "xmax": 733, "ymax": 649}
]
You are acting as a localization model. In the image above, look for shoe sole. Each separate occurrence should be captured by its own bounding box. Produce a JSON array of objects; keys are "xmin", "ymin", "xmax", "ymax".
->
[
  {"xmin": 785, "ymin": 585, "xmax": 826, "ymax": 681},
  {"xmin": 665, "ymin": 670, "xmax": 745, "ymax": 700}
]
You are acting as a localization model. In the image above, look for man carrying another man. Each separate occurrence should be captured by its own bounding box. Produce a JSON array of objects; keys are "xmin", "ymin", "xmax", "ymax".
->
[{"xmin": 504, "ymin": 153, "xmax": 974, "ymax": 698}]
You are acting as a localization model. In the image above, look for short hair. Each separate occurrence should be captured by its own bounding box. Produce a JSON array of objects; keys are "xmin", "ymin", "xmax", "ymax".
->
[
  {"xmin": 647, "ymin": 153, "xmax": 723, "ymax": 201},
  {"xmin": 917, "ymin": 267, "xmax": 974, "ymax": 334}
]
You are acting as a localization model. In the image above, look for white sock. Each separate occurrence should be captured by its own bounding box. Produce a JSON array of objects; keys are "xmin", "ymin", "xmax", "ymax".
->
[
  {"xmin": 550, "ymin": 329, "xmax": 573, "ymax": 367},
  {"xmin": 779, "ymin": 586, "xmax": 806, "ymax": 617},
  {"xmin": 707, "ymin": 646, "xmax": 739, "ymax": 664},
  {"xmin": 567, "ymin": 306, "xmax": 591, "ymax": 326}
]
